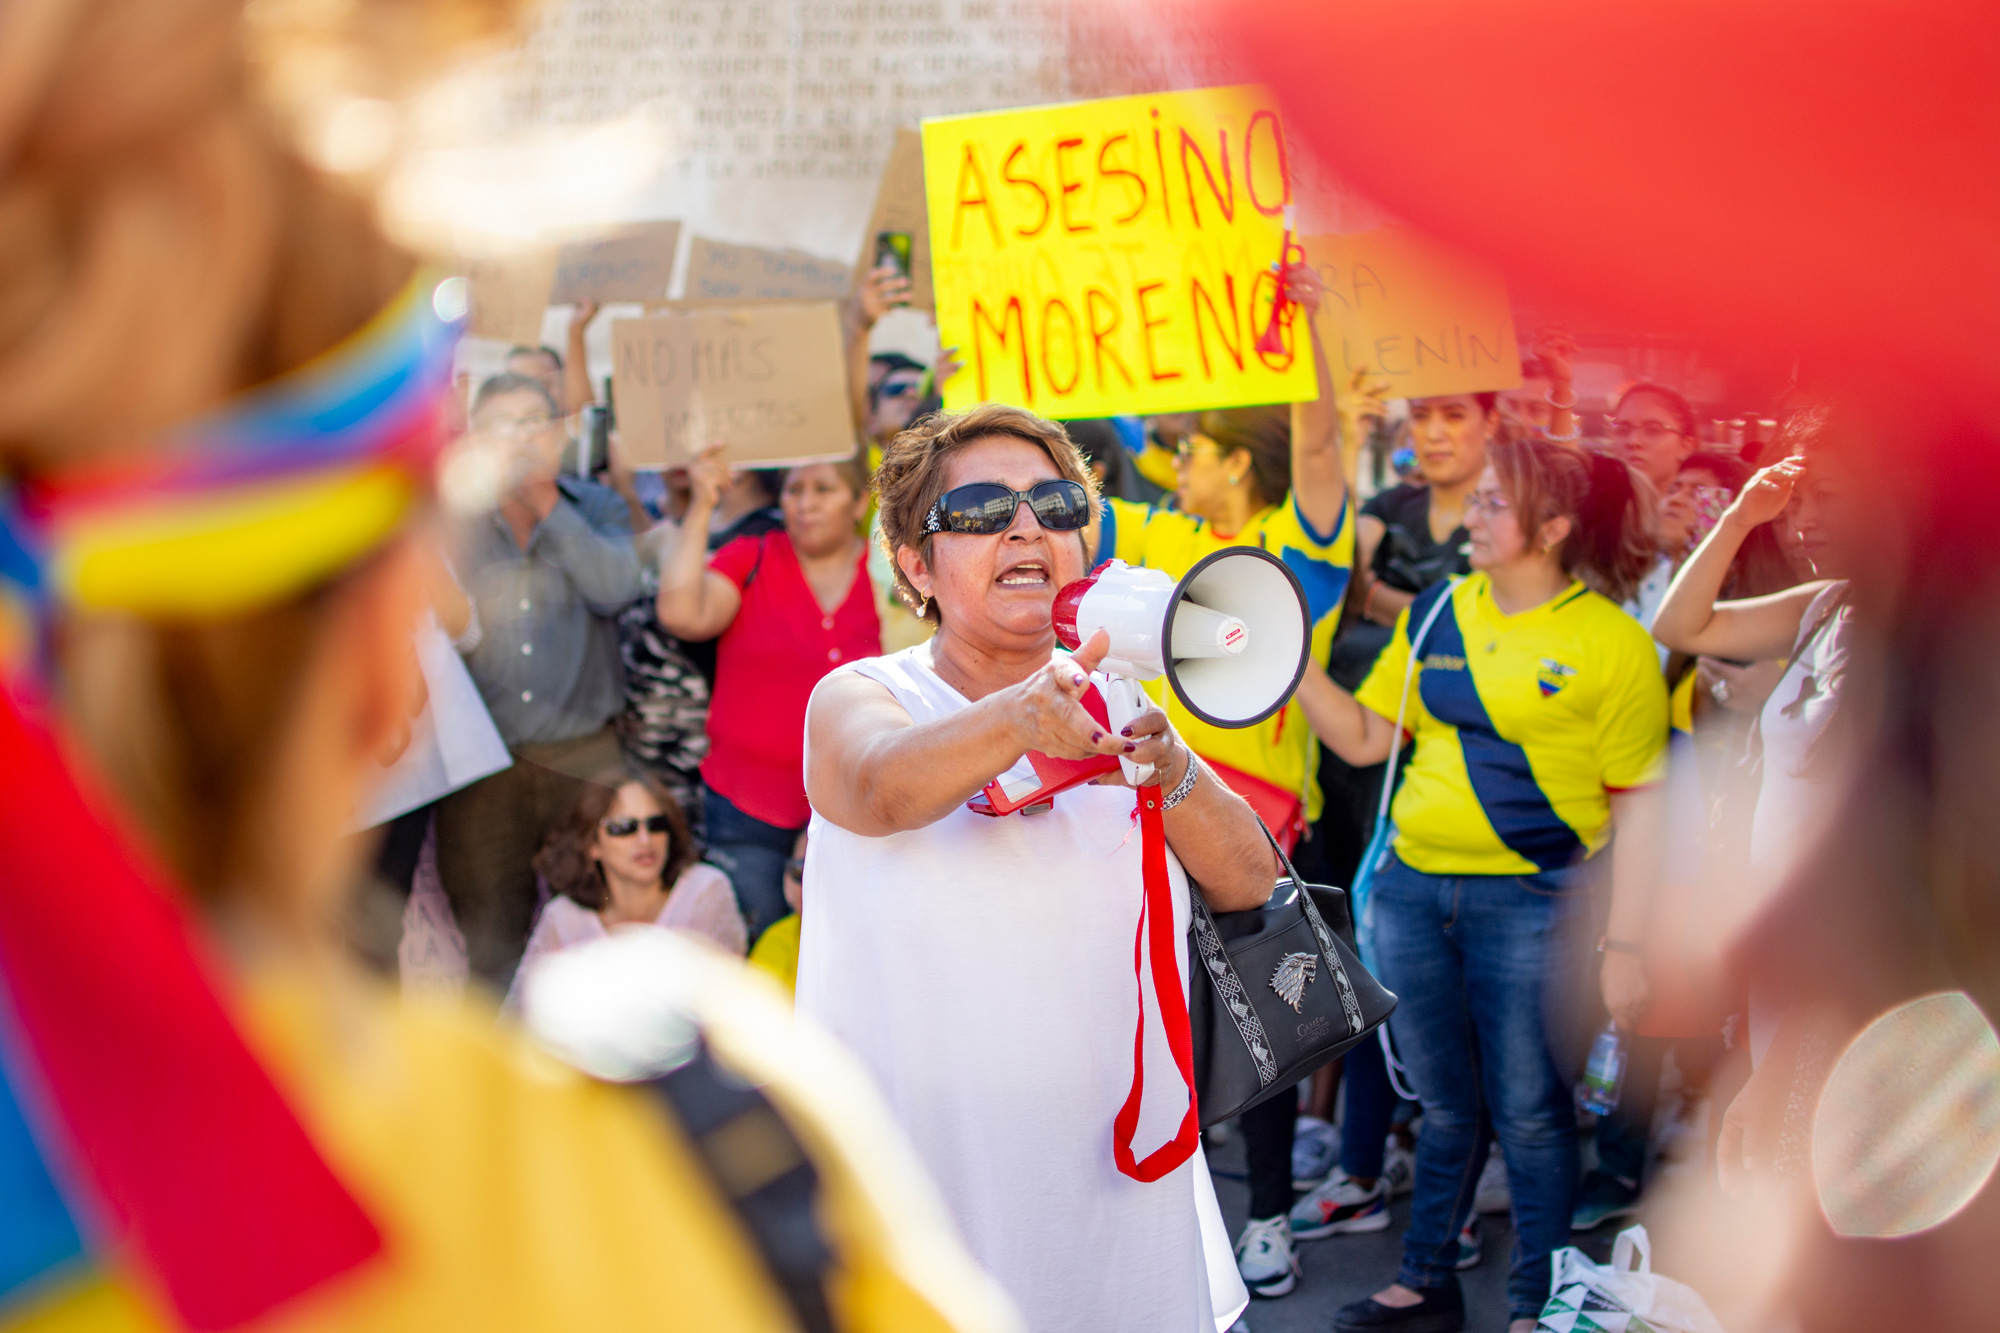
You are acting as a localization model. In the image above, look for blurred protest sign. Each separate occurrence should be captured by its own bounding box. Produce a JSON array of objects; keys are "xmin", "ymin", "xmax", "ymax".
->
[
  {"xmin": 1304, "ymin": 227, "xmax": 1521, "ymax": 399},
  {"xmin": 857, "ymin": 127, "xmax": 933, "ymax": 310},
  {"xmin": 549, "ymin": 220, "xmax": 683, "ymax": 305},
  {"xmin": 923, "ymin": 85, "xmax": 1317, "ymax": 416},
  {"xmin": 466, "ymin": 223, "xmax": 682, "ymax": 341},
  {"xmin": 466, "ymin": 248, "xmax": 559, "ymax": 344},
  {"xmin": 611, "ymin": 303, "xmax": 856, "ymax": 469},
  {"xmin": 680, "ymin": 237, "xmax": 852, "ymax": 305}
]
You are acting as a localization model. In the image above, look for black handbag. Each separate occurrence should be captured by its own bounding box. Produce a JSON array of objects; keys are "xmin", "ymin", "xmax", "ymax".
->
[{"xmin": 1187, "ymin": 829, "xmax": 1398, "ymax": 1127}]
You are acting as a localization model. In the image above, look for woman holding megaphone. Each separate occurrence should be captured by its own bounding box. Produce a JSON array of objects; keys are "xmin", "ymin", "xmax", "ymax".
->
[
  {"xmin": 1295, "ymin": 436, "xmax": 1667, "ymax": 1333},
  {"xmin": 802, "ymin": 404, "xmax": 1278, "ymax": 1333}
]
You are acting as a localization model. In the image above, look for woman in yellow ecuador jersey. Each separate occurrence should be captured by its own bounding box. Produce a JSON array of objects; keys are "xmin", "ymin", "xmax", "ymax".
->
[
  {"xmin": 1093, "ymin": 266, "xmax": 1358, "ymax": 856},
  {"xmin": 1297, "ymin": 436, "xmax": 1666, "ymax": 1333}
]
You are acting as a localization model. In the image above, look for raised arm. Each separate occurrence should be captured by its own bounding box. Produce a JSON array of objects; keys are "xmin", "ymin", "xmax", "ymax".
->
[
  {"xmin": 1284, "ymin": 264, "xmax": 1350, "ymax": 536},
  {"xmin": 654, "ymin": 444, "xmax": 743, "ymax": 640},
  {"xmin": 844, "ymin": 263, "xmax": 909, "ymax": 435},
  {"xmin": 1653, "ymin": 458, "xmax": 1825, "ymax": 660},
  {"xmin": 564, "ymin": 302, "xmax": 599, "ymax": 412}
]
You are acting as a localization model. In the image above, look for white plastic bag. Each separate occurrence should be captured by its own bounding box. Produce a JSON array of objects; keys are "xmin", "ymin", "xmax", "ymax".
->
[{"xmin": 1536, "ymin": 1225, "xmax": 1727, "ymax": 1333}]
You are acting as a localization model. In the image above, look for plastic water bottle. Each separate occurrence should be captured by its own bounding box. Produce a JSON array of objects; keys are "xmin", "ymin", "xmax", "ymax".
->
[{"xmin": 1577, "ymin": 1022, "xmax": 1626, "ymax": 1115}]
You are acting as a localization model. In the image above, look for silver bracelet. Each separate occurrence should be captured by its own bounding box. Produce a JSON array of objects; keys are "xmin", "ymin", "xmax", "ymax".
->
[
  {"xmin": 1544, "ymin": 426, "xmax": 1582, "ymax": 443},
  {"xmin": 1544, "ymin": 389, "xmax": 1579, "ymax": 411},
  {"xmin": 1160, "ymin": 746, "xmax": 1200, "ymax": 810}
]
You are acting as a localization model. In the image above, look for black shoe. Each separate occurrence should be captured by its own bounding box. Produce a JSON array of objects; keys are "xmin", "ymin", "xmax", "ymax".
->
[{"xmin": 1331, "ymin": 1280, "xmax": 1464, "ymax": 1333}]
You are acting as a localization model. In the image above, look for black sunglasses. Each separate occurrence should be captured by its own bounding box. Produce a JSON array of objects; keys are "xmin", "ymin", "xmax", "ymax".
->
[
  {"xmin": 923, "ymin": 479, "xmax": 1091, "ymax": 536},
  {"xmin": 602, "ymin": 814, "xmax": 672, "ymax": 838}
]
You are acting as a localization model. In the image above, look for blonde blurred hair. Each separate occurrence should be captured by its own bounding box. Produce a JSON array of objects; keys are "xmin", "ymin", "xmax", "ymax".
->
[{"xmin": 0, "ymin": 0, "xmax": 528, "ymax": 894}]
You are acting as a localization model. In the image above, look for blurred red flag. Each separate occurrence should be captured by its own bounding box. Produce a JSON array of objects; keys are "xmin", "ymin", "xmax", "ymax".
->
[{"xmin": 1205, "ymin": 0, "xmax": 2000, "ymax": 401}]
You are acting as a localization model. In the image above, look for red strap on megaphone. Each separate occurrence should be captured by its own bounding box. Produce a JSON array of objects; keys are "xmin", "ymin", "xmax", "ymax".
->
[{"xmin": 1111, "ymin": 782, "xmax": 1202, "ymax": 1182}]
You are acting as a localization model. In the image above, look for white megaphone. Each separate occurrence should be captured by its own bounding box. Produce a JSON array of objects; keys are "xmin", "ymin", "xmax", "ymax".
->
[{"xmin": 1051, "ymin": 547, "xmax": 1312, "ymax": 786}]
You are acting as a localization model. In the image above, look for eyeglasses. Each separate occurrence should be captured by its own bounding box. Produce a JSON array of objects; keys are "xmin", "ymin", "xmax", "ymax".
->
[
  {"xmin": 476, "ymin": 414, "xmax": 558, "ymax": 439},
  {"xmin": 879, "ymin": 379, "xmax": 924, "ymax": 399},
  {"xmin": 1464, "ymin": 490, "xmax": 1512, "ymax": 517},
  {"xmin": 784, "ymin": 857, "xmax": 807, "ymax": 880},
  {"xmin": 1174, "ymin": 433, "xmax": 1224, "ymax": 463},
  {"xmin": 923, "ymin": 479, "xmax": 1092, "ymax": 535},
  {"xmin": 601, "ymin": 814, "xmax": 672, "ymax": 838},
  {"xmin": 1608, "ymin": 420, "xmax": 1686, "ymax": 445}
]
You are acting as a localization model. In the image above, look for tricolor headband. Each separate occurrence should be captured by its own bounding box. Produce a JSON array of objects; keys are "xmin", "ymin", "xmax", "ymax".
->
[{"xmin": 0, "ymin": 272, "xmax": 461, "ymax": 654}]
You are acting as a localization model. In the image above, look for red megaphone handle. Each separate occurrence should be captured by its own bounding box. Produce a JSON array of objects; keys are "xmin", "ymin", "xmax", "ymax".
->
[{"xmin": 1111, "ymin": 783, "xmax": 1201, "ymax": 1182}]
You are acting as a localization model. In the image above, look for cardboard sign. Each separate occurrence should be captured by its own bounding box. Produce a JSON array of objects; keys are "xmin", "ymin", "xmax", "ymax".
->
[
  {"xmin": 1305, "ymin": 227, "xmax": 1522, "ymax": 400},
  {"xmin": 465, "ymin": 248, "xmax": 559, "ymax": 345},
  {"xmin": 549, "ymin": 220, "xmax": 683, "ymax": 305},
  {"xmin": 679, "ymin": 237, "xmax": 852, "ymax": 305},
  {"xmin": 857, "ymin": 127, "xmax": 934, "ymax": 310},
  {"xmin": 923, "ymin": 85, "xmax": 1318, "ymax": 417},
  {"xmin": 611, "ymin": 302, "xmax": 856, "ymax": 469}
]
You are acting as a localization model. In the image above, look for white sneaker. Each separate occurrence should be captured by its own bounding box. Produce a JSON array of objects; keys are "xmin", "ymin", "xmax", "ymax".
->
[
  {"xmin": 1235, "ymin": 1215, "xmax": 1300, "ymax": 1298},
  {"xmin": 1291, "ymin": 1114, "xmax": 1339, "ymax": 1189},
  {"xmin": 1288, "ymin": 1170, "xmax": 1390, "ymax": 1238},
  {"xmin": 1381, "ymin": 1137, "xmax": 1416, "ymax": 1198},
  {"xmin": 1474, "ymin": 1149, "xmax": 1511, "ymax": 1215}
]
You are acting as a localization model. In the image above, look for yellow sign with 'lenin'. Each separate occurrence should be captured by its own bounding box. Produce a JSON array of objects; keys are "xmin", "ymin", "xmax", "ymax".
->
[{"xmin": 923, "ymin": 85, "xmax": 1319, "ymax": 417}]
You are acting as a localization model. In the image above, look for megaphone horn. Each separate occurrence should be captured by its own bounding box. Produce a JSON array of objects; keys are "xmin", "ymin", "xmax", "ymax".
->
[{"xmin": 1051, "ymin": 549, "xmax": 1311, "ymax": 784}]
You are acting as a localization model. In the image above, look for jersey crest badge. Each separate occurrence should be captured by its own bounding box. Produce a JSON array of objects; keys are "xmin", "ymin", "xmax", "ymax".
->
[
  {"xmin": 1538, "ymin": 657, "xmax": 1579, "ymax": 696},
  {"xmin": 1270, "ymin": 952, "xmax": 1318, "ymax": 1012}
]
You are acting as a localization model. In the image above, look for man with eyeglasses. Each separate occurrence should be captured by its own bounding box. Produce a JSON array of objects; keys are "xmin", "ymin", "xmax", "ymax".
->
[{"xmin": 436, "ymin": 370, "xmax": 646, "ymax": 989}]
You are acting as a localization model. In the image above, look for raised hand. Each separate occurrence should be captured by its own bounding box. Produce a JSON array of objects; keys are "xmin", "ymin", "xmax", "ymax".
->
[
  {"xmin": 1726, "ymin": 456, "xmax": 1804, "ymax": 529},
  {"xmin": 858, "ymin": 261, "xmax": 913, "ymax": 326},
  {"xmin": 685, "ymin": 442, "xmax": 732, "ymax": 515}
]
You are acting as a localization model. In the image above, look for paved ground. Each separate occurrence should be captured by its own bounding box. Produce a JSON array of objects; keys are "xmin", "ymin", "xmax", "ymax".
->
[{"xmin": 1203, "ymin": 1130, "xmax": 1622, "ymax": 1333}]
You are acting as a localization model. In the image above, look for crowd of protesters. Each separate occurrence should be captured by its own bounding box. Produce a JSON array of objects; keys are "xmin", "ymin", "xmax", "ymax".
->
[{"xmin": 372, "ymin": 251, "xmax": 1857, "ymax": 1333}]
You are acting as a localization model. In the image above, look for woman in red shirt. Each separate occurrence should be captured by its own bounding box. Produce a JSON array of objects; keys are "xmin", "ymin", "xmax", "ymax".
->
[{"xmin": 658, "ymin": 446, "xmax": 881, "ymax": 939}]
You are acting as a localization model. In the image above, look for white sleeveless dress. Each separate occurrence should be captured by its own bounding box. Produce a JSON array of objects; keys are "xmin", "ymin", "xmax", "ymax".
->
[{"xmin": 798, "ymin": 643, "xmax": 1243, "ymax": 1333}]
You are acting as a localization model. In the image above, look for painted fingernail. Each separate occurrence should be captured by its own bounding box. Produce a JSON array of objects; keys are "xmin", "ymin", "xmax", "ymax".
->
[
  {"xmin": 1123, "ymin": 742, "xmax": 1137, "ymax": 753},
  {"xmin": 1120, "ymin": 726, "xmax": 1134, "ymax": 737},
  {"xmin": 1090, "ymin": 730, "xmax": 1104, "ymax": 744},
  {"xmin": 1072, "ymin": 674, "xmax": 1087, "ymax": 687}
]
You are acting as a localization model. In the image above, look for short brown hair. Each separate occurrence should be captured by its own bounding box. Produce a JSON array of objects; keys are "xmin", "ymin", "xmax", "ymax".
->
[
  {"xmin": 1489, "ymin": 436, "xmax": 1660, "ymax": 605},
  {"xmin": 532, "ymin": 775, "xmax": 696, "ymax": 911},
  {"xmin": 873, "ymin": 404, "xmax": 1100, "ymax": 623}
]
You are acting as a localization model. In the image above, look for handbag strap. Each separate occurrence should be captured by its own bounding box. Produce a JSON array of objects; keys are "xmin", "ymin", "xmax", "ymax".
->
[
  {"xmin": 1373, "ymin": 580, "xmax": 1459, "ymax": 829},
  {"xmin": 1112, "ymin": 783, "xmax": 1202, "ymax": 1182}
]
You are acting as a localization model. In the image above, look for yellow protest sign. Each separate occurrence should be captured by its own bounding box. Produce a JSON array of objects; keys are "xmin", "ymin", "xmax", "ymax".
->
[
  {"xmin": 923, "ymin": 85, "xmax": 1318, "ymax": 417},
  {"xmin": 1305, "ymin": 227, "xmax": 1522, "ymax": 400}
]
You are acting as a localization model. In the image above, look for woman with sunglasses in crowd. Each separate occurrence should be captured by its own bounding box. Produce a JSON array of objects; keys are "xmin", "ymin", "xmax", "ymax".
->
[
  {"xmin": 656, "ymin": 445, "xmax": 881, "ymax": 943},
  {"xmin": 801, "ymin": 404, "xmax": 1277, "ymax": 1332},
  {"xmin": 1295, "ymin": 435, "xmax": 1666, "ymax": 1333},
  {"xmin": 505, "ymin": 777, "xmax": 746, "ymax": 1008}
]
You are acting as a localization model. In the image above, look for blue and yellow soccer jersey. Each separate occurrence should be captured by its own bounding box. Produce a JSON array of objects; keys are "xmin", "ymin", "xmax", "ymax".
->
[
  {"xmin": 1097, "ymin": 493, "xmax": 1354, "ymax": 820},
  {"xmin": 1354, "ymin": 573, "xmax": 1668, "ymax": 876}
]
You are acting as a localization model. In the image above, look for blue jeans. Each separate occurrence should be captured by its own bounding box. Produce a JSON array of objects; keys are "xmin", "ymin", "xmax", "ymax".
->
[
  {"xmin": 703, "ymin": 788, "xmax": 804, "ymax": 944},
  {"xmin": 1339, "ymin": 1029, "xmax": 1399, "ymax": 1180},
  {"xmin": 1373, "ymin": 852, "xmax": 1588, "ymax": 1319}
]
